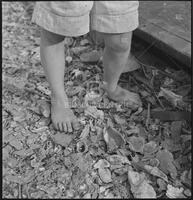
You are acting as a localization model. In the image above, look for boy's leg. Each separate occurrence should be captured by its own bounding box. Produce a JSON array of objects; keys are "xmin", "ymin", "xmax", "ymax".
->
[
  {"xmin": 101, "ymin": 32, "xmax": 142, "ymax": 108},
  {"xmin": 40, "ymin": 29, "xmax": 79, "ymax": 132},
  {"xmin": 90, "ymin": 1, "xmax": 142, "ymax": 108},
  {"xmin": 32, "ymin": 1, "xmax": 94, "ymax": 132}
]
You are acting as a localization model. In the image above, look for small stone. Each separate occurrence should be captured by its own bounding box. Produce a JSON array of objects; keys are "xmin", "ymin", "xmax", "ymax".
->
[{"xmin": 66, "ymin": 56, "xmax": 72, "ymax": 63}]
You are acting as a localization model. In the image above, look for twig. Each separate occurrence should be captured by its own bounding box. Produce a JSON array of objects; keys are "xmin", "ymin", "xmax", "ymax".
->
[
  {"xmin": 18, "ymin": 184, "xmax": 22, "ymax": 199},
  {"xmin": 146, "ymin": 103, "xmax": 150, "ymax": 129},
  {"xmin": 26, "ymin": 184, "xmax": 30, "ymax": 198},
  {"xmin": 182, "ymin": 128, "xmax": 191, "ymax": 135},
  {"xmin": 152, "ymin": 89, "xmax": 165, "ymax": 110},
  {"xmin": 135, "ymin": 58, "xmax": 182, "ymax": 82}
]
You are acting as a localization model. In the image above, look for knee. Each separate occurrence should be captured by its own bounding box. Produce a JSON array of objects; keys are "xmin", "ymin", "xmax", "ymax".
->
[
  {"xmin": 104, "ymin": 32, "xmax": 132, "ymax": 53},
  {"xmin": 41, "ymin": 28, "xmax": 65, "ymax": 45}
]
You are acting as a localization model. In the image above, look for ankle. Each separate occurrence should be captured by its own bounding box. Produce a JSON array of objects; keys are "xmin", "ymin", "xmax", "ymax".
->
[
  {"xmin": 103, "ymin": 81, "xmax": 117, "ymax": 93},
  {"xmin": 51, "ymin": 93, "xmax": 69, "ymax": 106}
]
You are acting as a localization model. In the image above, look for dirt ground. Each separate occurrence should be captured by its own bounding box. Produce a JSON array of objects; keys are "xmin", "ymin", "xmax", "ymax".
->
[{"xmin": 2, "ymin": 2, "xmax": 192, "ymax": 199}]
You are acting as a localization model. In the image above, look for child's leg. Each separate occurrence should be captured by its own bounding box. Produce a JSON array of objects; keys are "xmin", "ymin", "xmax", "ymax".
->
[
  {"xmin": 40, "ymin": 28, "xmax": 79, "ymax": 132},
  {"xmin": 102, "ymin": 32, "xmax": 142, "ymax": 108}
]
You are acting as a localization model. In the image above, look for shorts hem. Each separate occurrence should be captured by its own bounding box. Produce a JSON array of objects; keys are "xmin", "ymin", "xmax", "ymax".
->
[
  {"xmin": 32, "ymin": 4, "xmax": 90, "ymax": 37},
  {"xmin": 91, "ymin": 10, "xmax": 139, "ymax": 33}
]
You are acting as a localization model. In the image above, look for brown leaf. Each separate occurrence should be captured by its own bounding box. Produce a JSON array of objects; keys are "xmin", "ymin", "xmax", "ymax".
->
[
  {"xmin": 64, "ymin": 37, "xmax": 74, "ymax": 46},
  {"xmin": 144, "ymin": 165, "xmax": 168, "ymax": 182},
  {"xmin": 170, "ymin": 121, "xmax": 182, "ymax": 143},
  {"xmin": 84, "ymin": 106, "xmax": 104, "ymax": 120},
  {"xmin": 93, "ymin": 159, "xmax": 110, "ymax": 169},
  {"xmin": 180, "ymin": 170, "xmax": 191, "ymax": 187},
  {"xmin": 39, "ymin": 100, "xmax": 50, "ymax": 118},
  {"xmin": 13, "ymin": 148, "xmax": 33, "ymax": 157},
  {"xmin": 166, "ymin": 184, "xmax": 185, "ymax": 198},
  {"xmin": 79, "ymin": 124, "xmax": 90, "ymax": 140},
  {"xmin": 71, "ymin": 152, "xmax": 92, "ymax": 172},
  {"xmin": 106, "ymin": 154, "xmax": 130, "ymax": 165},
  {"xmin": 3, "ymin": 147, "xmax": 11, "ymax": 160},
  {"xmin": 143, "ymin": 141, "xmax": 158, "ymax": 155},
  {"xmin": 157, "ymin": 178, "xmax": 167, "ymax": 192},
  {"xmin": 80, "ymin": 50, "xmax": 103, "ymax": 64},
  {"xmin": 158, "ymin": 87, "xmax": 183, "ymax": 107},
  {"xmin": 149, "ymin": 158, "xmax": 160, "ymax": 167},
  {"xmin": 113, "ymin": 114, "xmax": 126, "ymax": 125},
  {"xmin": 104, "ymin": 126, "xmax": 125, "ymax": 151},
  {"xmin": 80, "ymin": 39, "xmax": 90, "ymax": 46},
  {"xmin": 5, "ymin": 174, "xmax": 24, "ymax": 184},
  {"xmin": 98, "ymin": 168, "xmax": 112, "ymax": 183},
  {"xmin": 66, "ymin": 86, "xmax": 84, "ymax": 97},
  {"xmin": 128, "ymin": 170, "xmax": 156, "ymax": 198},
  {"xmin": 127, "ymin": 136, "xmax": 145, "ymax": 153},
  {"xmin": 52, "ymin": 133, "xmax": 73, "ymax": 147},
  {"xmin": 71, "ymin": 46, "xmax": 89, "ymax": 54},
  {"xmin": 174, "ymin": 84, "xmax": 191, "ymax": 97},
  {"xmin": 156, "ymin": 149, "xmax": 177, "ymax": 179},
  {"xmin": 9, "ymin": 138, "xmax": 23, "ymax": 150}
]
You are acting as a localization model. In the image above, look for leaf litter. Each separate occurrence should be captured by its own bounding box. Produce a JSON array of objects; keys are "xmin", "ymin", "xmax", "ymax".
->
[{"xmin": 2, "ymin": 2, "xmax": 191, "ymax": 198}]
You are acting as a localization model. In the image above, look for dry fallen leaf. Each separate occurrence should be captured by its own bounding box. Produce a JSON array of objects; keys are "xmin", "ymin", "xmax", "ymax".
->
[
  {"xmin": 80, "ymin": 39, "xmax": 90, "ymax": 46},
  {"xmin": 103, "ymin": 126, "xmax": 125, "ymax": 151},
  {"xmin": 143, "ymin": 141, "xmax": 158, "ymax": 155},
  {"xmin": 144, "ymin": 165, "xmax": 168, "ymax": 182},
  {"xmin": 166, "ymin": 184, "xmax": 185, "ymax": 198},
  {"xmin": 98, "ymin": 167, "xmax": 112, "ymax": 183},
  {"xmin": 80, "ymin": 50, "xmax": 103, "ymax": 64},
  {"xmin": 71, "ymin": 46, "xmax": 89, "ymax": 54},
  {"xmin": 52, "ymin": 133, "xmax": 73, "ymax": 147},
  {"xmin": 156, "ymin": 149, "xmax": 177, "ymax": 179},
  {"xmin": 66, "ymin": 86, "xmax": 84, "ymax": 97},
  {"xmin": 113, "ymin": 114, "xmax": 126, "ymax": 125},
  {"xmin": 128, "ymin": 170, "xmax": 156, "ymax": 198},
  {"xmin": 127, "ymin": 136, "xmax": 145, "ymax": 153},
  {"xmin": 9, "ymin": 137, "xmax": 23, "ymax": 150},
  {"xmin": 170, "ymin": 121, "xmax": 182, "ymax": 143},
  {"xmin": 79, "ymin": 124, "xmax": 90, "ymax": 140},
  {"xmin": 149, "ymin": 158, "xmax": 160, "ymax": 167},
  {"xmin": 39, "ymin": 100, "xmax": 50, "ymax": 118},
  {"xmin": 85, "ymin": 106, "xmax": 104, "ymax": 120},
  {"xmin": 84, "ymin": 91, "xmax": 102, "ymax": 105},
  {"xmin": 157, "ymin": 178, "xmax": 167, "ymax": 192},
  {"xmin": 106, "ymin": 154, "xmax": 130, "ymax": 166},
  {"xmin": 180, "ymin": 170, "xmax": 191, "ymax": 187},
  {"xmin": 93, "ymin": 159, "xmax": 110, "ymax": 169},
  {"xmin": 158, "ymin": 87, "xmax": 183, "ymax": 107}
]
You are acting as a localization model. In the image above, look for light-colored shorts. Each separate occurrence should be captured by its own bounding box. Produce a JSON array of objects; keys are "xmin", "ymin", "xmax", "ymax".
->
[{"xmin": 32, "ymin": 1, "xmax": 139, "ymax": 37}]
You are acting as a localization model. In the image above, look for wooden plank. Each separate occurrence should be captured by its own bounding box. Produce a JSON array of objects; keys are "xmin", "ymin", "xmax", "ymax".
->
[{"xmin": 134, "ymin": 23, "xmax": 191, "ymax": 68}]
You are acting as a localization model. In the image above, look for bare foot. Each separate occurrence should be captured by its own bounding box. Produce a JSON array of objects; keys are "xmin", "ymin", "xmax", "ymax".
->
[
  {"xmin": 122, "ymin": 54, "xmax": 140, "ymax": 73},
  {"xmin": 103, "ymin": 84, "xmax": 142, "ymax": 109},
  {"xmin": 51, "ymin": 96, "xmax": 80, "ymax": 132}
]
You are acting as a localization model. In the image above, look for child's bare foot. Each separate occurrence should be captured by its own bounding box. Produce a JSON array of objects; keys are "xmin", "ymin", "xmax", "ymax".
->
[
  {"xmin": 51, "ymin": 96, "xmax": 80, "ymax": 132},
  {"xmin": 103, "ymin": 84, "xmax": 142, "ymax": 109}
]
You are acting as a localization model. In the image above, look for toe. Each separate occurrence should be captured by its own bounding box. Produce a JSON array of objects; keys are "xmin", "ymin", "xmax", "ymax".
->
[
  {"xmin": 67, "ymin": 122, "xmax": 73, "ymax": 133},
  {"xmin": 72, "ymin": 120, "xmax": 80, "ymax": 130},
  {"xmin": 57, "ymin": 123, "xmax": 63, "ymax": 132},
  {"xmin": 63, "ymin": 123, "xmax": 67, "ymax": 132}
]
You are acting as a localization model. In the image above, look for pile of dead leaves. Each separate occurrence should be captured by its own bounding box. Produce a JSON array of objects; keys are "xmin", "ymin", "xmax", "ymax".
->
[{"xmin": 2, "ymin": 2, "xmax": 191, "ymax": 199}]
